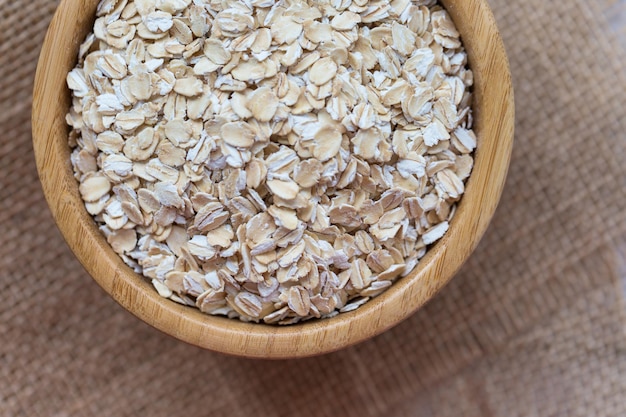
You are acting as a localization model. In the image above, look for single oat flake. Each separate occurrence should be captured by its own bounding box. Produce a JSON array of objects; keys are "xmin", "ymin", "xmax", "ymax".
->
[{"xmin": 67, "ymin": 0, "xmax": 476, "ymax": 324}]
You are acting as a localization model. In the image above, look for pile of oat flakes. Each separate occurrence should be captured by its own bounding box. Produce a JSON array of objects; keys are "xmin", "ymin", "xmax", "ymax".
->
[{"xmin": 67, "ymin": 0, "xmax": 476, "ymax": 324}]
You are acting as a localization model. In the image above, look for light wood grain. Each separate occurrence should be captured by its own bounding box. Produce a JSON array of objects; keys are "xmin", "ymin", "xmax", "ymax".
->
[{"xmin": 32, "ymin": 0, "xmax": 514, "ymax": 359}]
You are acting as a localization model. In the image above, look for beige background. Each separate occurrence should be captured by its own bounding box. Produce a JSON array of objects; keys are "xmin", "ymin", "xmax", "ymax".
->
[{"xmin": 1, "ymin": 0, "xmax": 625, "ymax": 415}]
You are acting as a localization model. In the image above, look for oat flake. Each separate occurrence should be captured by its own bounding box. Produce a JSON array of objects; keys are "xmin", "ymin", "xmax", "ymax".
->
[{"xmin": 68, "ymin": 0, "xmax": 475, "ymax": 324}]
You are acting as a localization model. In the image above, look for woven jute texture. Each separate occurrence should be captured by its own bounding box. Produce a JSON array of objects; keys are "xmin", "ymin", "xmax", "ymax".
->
[{"xmin": 2, "ymin": 0, "xmax": 626, "ymax": 415}]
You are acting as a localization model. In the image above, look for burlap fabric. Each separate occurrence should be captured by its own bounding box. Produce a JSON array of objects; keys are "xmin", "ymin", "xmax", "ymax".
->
[{"xmin": 2, "ymin": 0, "xmax": 625, "ymax": 415}]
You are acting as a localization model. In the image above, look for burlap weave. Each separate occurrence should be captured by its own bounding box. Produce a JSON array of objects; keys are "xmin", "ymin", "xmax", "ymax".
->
[{"xmin": 1, "ymin": 0, "xmax": 625, "ymax": 415}]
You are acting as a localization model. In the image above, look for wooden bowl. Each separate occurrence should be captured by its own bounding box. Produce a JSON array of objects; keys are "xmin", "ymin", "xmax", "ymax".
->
[{"xmin": 32, "ymin": 0, "xmax": 514, "ymax": 358}]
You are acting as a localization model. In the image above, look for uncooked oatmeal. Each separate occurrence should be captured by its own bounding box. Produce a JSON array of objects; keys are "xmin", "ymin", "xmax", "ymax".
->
[{"xmin": 67, "ymin": 0, "xmax": 476, "ymax": 324}]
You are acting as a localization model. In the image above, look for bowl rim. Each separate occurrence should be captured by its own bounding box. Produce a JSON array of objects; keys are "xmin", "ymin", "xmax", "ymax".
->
[{"xmin": 32, "ymin": 0, "xmax": 514, "ymax": 359}]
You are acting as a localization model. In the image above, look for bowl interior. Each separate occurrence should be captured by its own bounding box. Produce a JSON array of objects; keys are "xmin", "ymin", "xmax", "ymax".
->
[{"xmin": 32, "ymin": 0, "xmax": 514, "ymax": 358}]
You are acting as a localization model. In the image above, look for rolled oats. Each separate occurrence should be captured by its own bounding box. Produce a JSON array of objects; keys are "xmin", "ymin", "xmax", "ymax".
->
[{"xmin": 68, "ymin": 0, "xmax": 476, "ymax": 324}]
